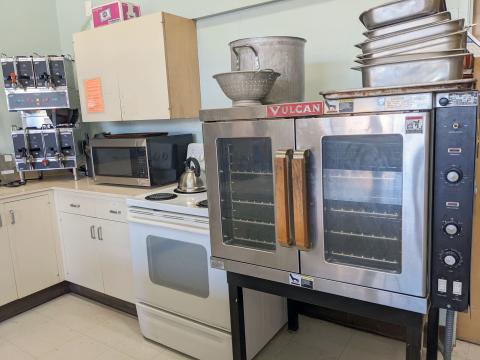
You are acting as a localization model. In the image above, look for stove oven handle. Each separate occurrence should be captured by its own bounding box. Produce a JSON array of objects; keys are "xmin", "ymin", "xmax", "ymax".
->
[
  {"xmin": 292, "ymin": 150, "xmax": 311, "ymax": 251},
  {"xmin": 274, "ymin": 149, "xmax": 293, "ymax": 247}
]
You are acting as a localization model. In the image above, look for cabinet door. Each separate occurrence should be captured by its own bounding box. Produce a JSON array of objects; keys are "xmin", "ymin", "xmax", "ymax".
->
[
  {"xmin": 116, "ymin": 13, "xmax": 170, "ymax": 120},
  {"xmin": 6, "ymin": 195, "xmax": 60, "ymax": 298},
  {"xmin": 98, "ymin": 219, "xmax": 134, "ymax": 302},
  {"xmin": 0, "ymin": 205, "xmax": 18, "ymax": 306},
  {"xmin": 60, "ymin": 213, "xmax": 104, "ymax": 293},
  {"xmin": 73, "ymin": 25, "xmax": 123, "ymax": 122}
]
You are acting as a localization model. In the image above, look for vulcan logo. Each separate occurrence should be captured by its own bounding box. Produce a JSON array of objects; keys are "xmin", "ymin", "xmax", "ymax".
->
[{"xmin": 267, "ymin": 101, "xmax": 324, "ymax": 118}]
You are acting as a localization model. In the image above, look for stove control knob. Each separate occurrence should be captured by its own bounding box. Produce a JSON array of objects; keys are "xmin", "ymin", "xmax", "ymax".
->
[
  {"xmin": 441, "ymin": 250, "xmax": 461, "ymax": 268},
  {"xmin": 446, "ymin": 169, "xmax": 462, "ymax": 184},
  {"xmin": 439, "ymin": 97, "xmax": 450, "ymax": 107},
  {"xmin": 444, "ymin": 223, "xmax": 460, "ymax": 236}
]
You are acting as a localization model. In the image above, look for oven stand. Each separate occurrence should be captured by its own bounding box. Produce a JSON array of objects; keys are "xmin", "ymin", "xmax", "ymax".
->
[{"xmin": 227, "ymin": 272, "xmax": 425, "ymax": 360}]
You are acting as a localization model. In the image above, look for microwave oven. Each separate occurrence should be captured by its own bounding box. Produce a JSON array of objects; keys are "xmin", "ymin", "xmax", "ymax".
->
[{"xmin": 90, "ymin": 134, "xmax": 193, "ymax": 187}]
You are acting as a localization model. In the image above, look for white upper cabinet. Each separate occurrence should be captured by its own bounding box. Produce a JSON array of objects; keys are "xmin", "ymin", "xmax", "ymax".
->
[{"xmin": 73, "ymin": 12, "xmax": 201, "ymax": 122}]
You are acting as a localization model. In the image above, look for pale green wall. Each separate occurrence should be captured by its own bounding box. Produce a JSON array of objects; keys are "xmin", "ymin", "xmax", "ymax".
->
[
  {"xmin": 0, "ymin": 0, "xmax": 473, "ymax": 153},
  {"xmin": 0, "ymin": 0, "xmax": 61, "ymax": 154}
]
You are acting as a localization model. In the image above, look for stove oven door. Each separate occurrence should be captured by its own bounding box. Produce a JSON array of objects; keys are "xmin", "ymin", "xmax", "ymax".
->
[
  {"xmin": 128, "ymin": 209, "xmax": 231, "ymax": 331},
  {"xmin": 203, "ymin": 119, "xmax": 299, "ymax": 273},
  {"xmin": 296, "ymin": 113, "xmax": 430, "ymax": 297}
]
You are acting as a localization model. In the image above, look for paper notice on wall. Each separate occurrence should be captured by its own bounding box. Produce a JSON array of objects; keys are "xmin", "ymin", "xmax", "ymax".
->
[{"xmin": 84, "ymin": 78, "xmax": 104, "ymax": 113}]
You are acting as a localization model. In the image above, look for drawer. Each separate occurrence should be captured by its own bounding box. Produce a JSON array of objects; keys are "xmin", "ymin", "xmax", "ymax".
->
[
  {"xmin": 56, "ymin": 192, "xmax": 96, "ymax": 216},
  {"xmin": 95, "ymin": 197, "xmax": 127, "ymax": 222}
]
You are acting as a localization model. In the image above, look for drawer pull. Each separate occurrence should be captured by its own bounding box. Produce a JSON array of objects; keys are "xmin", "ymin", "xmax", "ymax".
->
[
  {"xmin": 0, "ymin": 215, "xmax": 2, "ymax": 228},
  {"xmin": 97, "ymin": 226, "xmax": 103, "ymax": 241},
  {"xmin": 70, "ymin": 204, "xmax": 81, "ymax": 208},
  {"xmin": 109, "ymin": 210, "xmax": 121, "ymax": 215},
  {"xmin": 90, "ymin": 225, "xmax": 96, "ymax": 239},
  {"xmin": 9, "ymin": 210, "xmax": 15, "ymax": 225}
]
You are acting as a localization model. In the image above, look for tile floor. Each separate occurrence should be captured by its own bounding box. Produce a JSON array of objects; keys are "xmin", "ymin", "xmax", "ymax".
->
[{"xmin": 0, "ymin": 294, "xmax": 479, "ymax": 360}]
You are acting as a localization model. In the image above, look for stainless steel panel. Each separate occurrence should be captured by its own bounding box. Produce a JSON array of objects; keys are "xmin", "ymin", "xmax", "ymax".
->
[
  {"xmin": 296, "ymin": 113, "xmax": 429, "ymax": 297},
  {"xmin": 212, "ymin": 257, "xmax": 428, "ymax": 314},
  {"xmin": 357, "ymin": 19, "xmax": 465, "ymax": 53},
  {"xmin": 360, "ymin": 0, "xmax": 447, "ymax": 30},
  {"xmin": 363, "ymin": 11, "xmax": 451, "ymax": 38},
  {"xmin": 200, "ymin": 106, "xmax": 268, "ymax": 123},
  {"xmin": 90, "ymin": 138, "xmax": 148, "ymax": 148},
  {"xmin": 355, "ymin": 49, "xmax": 466, "ymax": 66},
  {"xmin": 203, "ymin": 119, "xmax": 299, "ymax": 272}
]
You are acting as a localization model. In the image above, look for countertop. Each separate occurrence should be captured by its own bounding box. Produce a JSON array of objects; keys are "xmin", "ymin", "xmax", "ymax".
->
[{"xmin": 0, "ymin": 175, "xmax": 167, "ymax": 201}]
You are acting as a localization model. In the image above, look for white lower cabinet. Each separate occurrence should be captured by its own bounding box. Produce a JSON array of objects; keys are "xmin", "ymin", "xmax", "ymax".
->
[
  {"xmin": 0, "ymin": 204, "xmax": 18, "ymax": 306},
  {"xmin": 4, "ymin": 195, "xmax": 60, "ymax": 298},
  {"xmin": 98, "ymin": 219, "xmax": 134, "ymax": 302},
  {"xmin": 59, "ymin": 210, "xmax": 134, "ymax": 302},
  {"xmin": 60, "ymin": 213, "xmax": 104, "ymax": 293}
]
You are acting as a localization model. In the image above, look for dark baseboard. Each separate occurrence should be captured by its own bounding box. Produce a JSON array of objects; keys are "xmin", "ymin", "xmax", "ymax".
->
[
  {"xmin": 296, "ymin": 301, "xmax": 406, "ymax": 341},
  {"xmin": 0, "ymin": 281, "xmax": 70, "ymax": 323},
  {"xmin": 68, "ymin": 283, "xmax": 137, "ymax": 317},
  {"xmin": 0, "ymin": 281, "xmax": 137, "ymax": 324}
]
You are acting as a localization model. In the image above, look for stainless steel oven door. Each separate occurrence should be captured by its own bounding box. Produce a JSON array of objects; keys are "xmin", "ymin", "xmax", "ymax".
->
[
  {"xmin": 296, "ymin": 113, "xmax": 429, "ymax": 297},
  {"xmin": 203, "ymin": 119, "xmax": 299, "ymax": 273}
]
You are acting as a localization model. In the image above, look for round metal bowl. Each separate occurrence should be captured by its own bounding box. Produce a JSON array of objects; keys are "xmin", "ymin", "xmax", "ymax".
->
[{"xmin": 213, "ymin": 70, "xmax": 281, "ymax": 107}]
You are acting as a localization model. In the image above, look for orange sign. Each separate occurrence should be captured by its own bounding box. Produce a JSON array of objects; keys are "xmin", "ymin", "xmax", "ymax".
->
[{"xmin": 84, "ymin": 78, "xmax": 104, "ymax": 113}]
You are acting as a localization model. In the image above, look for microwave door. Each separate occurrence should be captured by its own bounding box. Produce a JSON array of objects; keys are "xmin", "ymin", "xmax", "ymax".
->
[
  {"xmin": 296, "ymin": 113, "xmax": 429, "ymax": 298},
  {"xmin": 203, "ymin": 119, "xmax": 300, "ymax": 273}
]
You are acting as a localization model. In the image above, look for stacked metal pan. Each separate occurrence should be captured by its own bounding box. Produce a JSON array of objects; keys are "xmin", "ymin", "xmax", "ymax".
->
[{"xmin": 354, "ymin": 0, "xmax": 470, "ymax": 87}]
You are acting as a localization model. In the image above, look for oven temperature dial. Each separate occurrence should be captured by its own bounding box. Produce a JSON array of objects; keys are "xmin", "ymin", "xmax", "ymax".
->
[
  {"xmin": 441, "ymin": 250, "xmax": 462, "ymax": 268},
  {"xmin": 443, "ymin": 222, "xmax": 460, "ymax": 237},
  {"xmin": 445, "ymin": 169, "xmax": 462, "ymax": 184}
]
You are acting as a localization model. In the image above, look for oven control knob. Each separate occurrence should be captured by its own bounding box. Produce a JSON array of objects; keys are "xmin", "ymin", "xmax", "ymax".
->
[
  {"xmin": 444, "ymin": 223, "xmax": 460, "ymax": 236},
  {"xmin": 446, "ymin": 169, "xmax": 462, "ymax": 184},
  {"xmin": 439, "ymin": 97, "xmax": 450, "ymax": 107},
  {"xmin": 441, "ymin": 250, "xmax": 461, "ymax": 268}
]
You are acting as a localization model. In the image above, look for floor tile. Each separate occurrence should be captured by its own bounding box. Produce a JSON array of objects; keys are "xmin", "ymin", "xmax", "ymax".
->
[
  {"xmin": 37, "ymin": 335, "xmax": 111, "ymax": 360},
  {"xmin": 95, "ymin": 348, "xmax": 137, "ymax": 360},
  {"xmin": 0, "ymin": 341, "xmax": 36, "ymax": 360},
  {"xmin": 468, "ymin": 342, "xmax": 480, "ymax": 360},
  {"xmin": 152, "ymin": 348, "xmax": 193, "ymax": 360},
  {"xmin": 0, "ymin": 309, "xmax": 50, "ymax": 340},
  {"xmin": 339, "ymin": 331, "xmax": 405, "ymax": 360},
  {"xmin": 8, "ymin": 319, "xmax": 79, "ymax": 357}
]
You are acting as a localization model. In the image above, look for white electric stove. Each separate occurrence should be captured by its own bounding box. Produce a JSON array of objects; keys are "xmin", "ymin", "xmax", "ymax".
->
[{"xmin": 127, "ymin": 184, "xmax": 286, "ymax": 360}]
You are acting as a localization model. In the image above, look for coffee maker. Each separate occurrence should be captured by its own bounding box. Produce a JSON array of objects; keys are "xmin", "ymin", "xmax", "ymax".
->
[{"xmin": 2, "ymin": 55, "xmax": 84, "ymax": 181}]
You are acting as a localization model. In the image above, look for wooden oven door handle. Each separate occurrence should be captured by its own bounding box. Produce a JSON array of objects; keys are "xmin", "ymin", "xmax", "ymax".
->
[
  {"xmin": 292, "ymin": 150, "xmax": 311, "ymax": 251},
  {"xmin": 274, "ymin": 149, "xmax": 293, "ymax": 247}
]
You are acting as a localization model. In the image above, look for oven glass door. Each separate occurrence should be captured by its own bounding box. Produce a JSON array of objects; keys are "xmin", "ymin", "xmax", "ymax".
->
[
  {"xmin": 92, "ymin": 147, "xmax": 148, "ymax": 178},
  {"xmin": 296, "ymin": 113, "xmax": 429, "ymax": 297},
  {"xmin": 203, "ymin": 119, "xmax": 299, "ymax": 273},
  {"xmin": 129, "ymin": 211, "xmax": 230, "ymax": 331}
]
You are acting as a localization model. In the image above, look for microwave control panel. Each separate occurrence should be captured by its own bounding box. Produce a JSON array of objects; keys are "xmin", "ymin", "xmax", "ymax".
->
[{"xmin": 431, "ymin": 92, "xmax": 478, "ymax": 312}]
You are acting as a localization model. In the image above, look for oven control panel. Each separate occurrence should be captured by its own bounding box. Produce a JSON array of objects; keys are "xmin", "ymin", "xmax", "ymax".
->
[{"xmin": 431, "ymin": 92, "xmax": 478, "ymax": 311}]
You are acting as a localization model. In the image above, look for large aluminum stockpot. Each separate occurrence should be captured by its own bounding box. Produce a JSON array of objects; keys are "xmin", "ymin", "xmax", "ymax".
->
[
  {"xmin": 352, "ymin": 53, "xmax": 467, "ymax": 87},
  {"xmin": 356, "ymin": 19, "xmax": 465, "ymax": 54},
  {"xmin": 360, "ymin": 0, "xmax": 446, "ymax": 30},
  {"xmin": 357, "ymin": 30, "xmax": 468, "ymax": 59},
  {"xmin": 363, "ymin": 11, "xmax": 451, "ymax": 39},
  {"xmin": 229, "ymin": 36, "xmax": 306, "ymax": 104}
]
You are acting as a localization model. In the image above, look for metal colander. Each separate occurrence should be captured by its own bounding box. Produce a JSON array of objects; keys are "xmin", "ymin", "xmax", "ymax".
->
[{"xmin": 213, "ymin": 70, "xmax": 281, "ymax": 107}]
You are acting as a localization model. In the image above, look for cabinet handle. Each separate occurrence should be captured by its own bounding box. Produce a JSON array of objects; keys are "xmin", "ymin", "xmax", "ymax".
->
[
  {"xmin": 90, "ymin": 225, "xmax": 96, "ymax": 239},
  {"xmin": 9, "ymin": 210, "xmax": 15, "ymax": 225},
  {"xmin": 97, "ymin": 226, "xmax": 103, "ymax": 241},
  {"xmin": 0, "ymin": 214, "xmax": 3, "ymax": 228},
  {"xmin": 109, "ymin": 210, "xmax": 121, "ymax": 215},
  {"xmin": 70, "ymin": 203, "xmax": 80, "ymax": 208},
  {"xmin": 274, "ymin": 149, "xmax": 293, "ymax": 247},
  {"xmin": 292, "ymin": 150, "xmax": 311, "ymax": 251}
]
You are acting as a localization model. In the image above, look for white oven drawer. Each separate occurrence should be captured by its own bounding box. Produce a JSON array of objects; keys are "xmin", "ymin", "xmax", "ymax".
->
[{"xmin": 137, "ymin": 303, "xmax": 233, "ymax": 360}]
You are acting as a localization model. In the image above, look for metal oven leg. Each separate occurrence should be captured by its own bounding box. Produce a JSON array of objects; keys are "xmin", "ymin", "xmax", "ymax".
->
[
  {"xmin": 405, "ymin": 314, "xmax": 424, "ymax": 360},
  {"xmin": 228, "ymin": 273, "xmax": 247, "ymax": 360},
  {"xmin": 427, "ymin": 306, "xmax": 439, "ymax": 360},
  {"xmin": 287, "ymin": 299, "xmax": 299, "ymax": 332}
]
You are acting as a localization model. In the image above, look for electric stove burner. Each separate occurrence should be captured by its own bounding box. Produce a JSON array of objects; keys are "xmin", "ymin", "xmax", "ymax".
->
[
  {"xmin": 145, "ymin": 193, "xmax": 178, "ymax": 201},
  {"xmin": 197, "ymin": 200, "xmax": 208, "ymax": 208}
]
